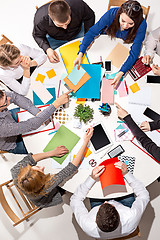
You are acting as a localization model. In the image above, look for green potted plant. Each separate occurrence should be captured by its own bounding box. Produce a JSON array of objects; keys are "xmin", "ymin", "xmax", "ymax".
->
[{"xmin": 74, "ymin": 104, "xmax": 94, "ymax": 124}]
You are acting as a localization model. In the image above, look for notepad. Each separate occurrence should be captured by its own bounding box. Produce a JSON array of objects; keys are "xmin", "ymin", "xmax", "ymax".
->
[
  {"xmin": 76, "ymin": 64, "xmax": 101, "ymax": 99},
  {"xmin": 59, "ymin": 40, "xmax": 89, "ymax": 74},
  {"xmin": 101, "ymin": 78, "xmax": 114, "ymax": 104},
  {"xmin": 68, "ymin": 65, "xmax": 86, "ymax": 84},
  {"xmin": 106, "ymin": 43, "xmax": 129, "ymax": 68},
  {"xmin": 99, "ymin": 157, "xmax": 126, "ymax": 196},
  {"xmin": 43, "ymin": 125, "xmax": 80, "ymax": 164},
  {"xmin": 33, "ymin": 88, "xmax": 56, "ymax": 105},
  {"xmin": 31, "ymin": 81, "xmax": 53, "ymax": 104}
]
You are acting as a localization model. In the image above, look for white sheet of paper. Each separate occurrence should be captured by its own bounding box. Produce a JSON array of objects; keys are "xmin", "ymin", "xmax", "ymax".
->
[
  {"xmin": 31, "ymin": 81, "xmax": 53, "ymax": 104},
  {"xmin": 128, "ymin": 86, "xmax": 152, "ymax": 106},
  {"xmin": 17, "ymin": 106, "xmax": 54, "ymax": 137},
  {"xmin": 127, "ymin": 104, "xmax": 150, "ymax": 124}
]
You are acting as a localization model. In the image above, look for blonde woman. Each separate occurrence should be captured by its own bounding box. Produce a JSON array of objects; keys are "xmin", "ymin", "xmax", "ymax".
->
[
  {"xmin": 11, "ymin": 127, "xmax": 93, "ymax": 208},
  {"xmin": 0, "ymin": 44, "xmax": 47, "ymax": 95}
]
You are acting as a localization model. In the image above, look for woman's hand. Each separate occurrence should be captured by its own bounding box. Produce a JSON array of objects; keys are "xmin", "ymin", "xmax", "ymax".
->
[
  {"xmin": 84, "ymin": 127, "xmax": 94, "ymax": 144},
  {"xmin": 20, "ymin": 56, "xmax": 31, "ymax": 69},
  {"xmin": 51, "ymin": 145, "xmax": 69, "ymax": 157},
  {"xmin": 73, "ymin": 52, "xmax": 83, "ymax": 70},
  {"xmin": 111, "ymin": 71, "xmax": 124, "ymax": 89},
  {"xmin": 152, "ymin": 64, "xmax": 160, "ymax": 76},
  {"xmin": 53, "ymin": 90, "xmax": 73, "ymax": 108},
  {"xmin": 142, "ymin": 55, "xmax": 152, "ymax": 65},
  {"xmin": 140, "ymin": 121, "xmax": 151, "ymax": 132},
  {"xmin": 115, "ymin": 102, "xmax": 129, "ymax": 119},
  {"xmin": 114, "ymin": 161, "xmax": 128, "ymax": 175}
]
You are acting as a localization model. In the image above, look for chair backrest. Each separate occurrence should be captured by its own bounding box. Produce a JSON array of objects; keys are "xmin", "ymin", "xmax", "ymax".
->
[
  {"xmin": 107, "ymin": 0, "xmax": 150, "ymax": 20},
  {"xmin": 0, "ymin": 150, "xmax": 8, "ymax": 161},
  {"xmin": 0, "ymin": 179, "xmax": 41, "ymax": 226},
  {"xmin": 0, "ymin": 34, "xmax": 13, "ymax": 46}
]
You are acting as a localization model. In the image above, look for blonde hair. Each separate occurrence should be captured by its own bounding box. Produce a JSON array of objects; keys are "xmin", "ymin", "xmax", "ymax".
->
[
  {"xmin": 0, "ymin": 44, "xmax": 20, "ymax": 67},
  {"xmin": 16, "ymin": 165, "xmax": 55, "ymax": 196}
]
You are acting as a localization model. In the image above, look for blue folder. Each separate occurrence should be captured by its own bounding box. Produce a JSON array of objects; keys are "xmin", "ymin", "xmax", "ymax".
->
[
  {"xmin": 33, "ymin": 88, "xmax": 56, "ymax": 105},
  {"xmin": 76, "ymin": 64, "xmax": 101, "ymax": 99}
]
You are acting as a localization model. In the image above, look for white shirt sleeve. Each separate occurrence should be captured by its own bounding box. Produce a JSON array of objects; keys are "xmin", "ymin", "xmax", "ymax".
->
[
  {"xmin": 19, "ymin": 44, "xmax": 47, "ymax": 66},
  {"xmin": 144, "ymin": 27, "xmax": 160, "ymax": 58}
]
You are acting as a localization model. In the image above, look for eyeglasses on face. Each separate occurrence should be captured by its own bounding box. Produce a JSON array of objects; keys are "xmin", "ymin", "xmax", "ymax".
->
[{"xmin": 123, "ymin": 2, "xmax": 141, "ymax": 12}]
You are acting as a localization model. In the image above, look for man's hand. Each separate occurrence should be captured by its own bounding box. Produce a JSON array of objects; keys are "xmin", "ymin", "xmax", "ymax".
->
[
  {"xmin": 53, "ymin": 89, "xmax": 73, "ymax": 108},
  {"xmin": 152, "ymin": 64, "xmax": 160, "ymax": 76},
  {"xmin": 46, "ymin": 48, "xmax": 60, "ymax": 63},
  {"xmin": 73, "ymin": 52, "xmax": 83, "ymax": 70},
  {"xmin": 114, "ymin": 161, "xmax": 128, "ymax": 175},
  {"xmin": 20, "ymin": 56, "xmax": 31, "ymax": 69},
  {"xmin": 115, "ymin": 102, "xmax": 129, "ymax": 119},
  {"xmin": 50, "ymin": 145, "xmax": 69, "ymax": 157},
  {"xmin": 140, "ymin": 121, "xmax": 151, "ymax": 132},
  {"xmin": 91, "ymin": 165, "xmax": 105, "ymax": 180},
  {"xmin": 111, "ymin": 71, "xmax": 124, "ymax": 89},
  {"xmin": 142, "ymin": 55, "xmax": 152, "ymax": 65}
]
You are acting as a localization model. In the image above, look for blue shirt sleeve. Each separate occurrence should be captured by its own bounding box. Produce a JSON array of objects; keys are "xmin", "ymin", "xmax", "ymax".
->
[
  {"xmin": 120, "ymin": 19, "xmax": 147, "ymax": 74},
  {"xmin": 79, "ymin": 8, "xmax": 119, "ymax": 54}
]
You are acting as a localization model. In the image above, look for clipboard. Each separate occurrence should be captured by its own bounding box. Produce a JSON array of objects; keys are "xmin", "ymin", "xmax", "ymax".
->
[
  {"xmin": 130, "ymin": 130, "xmax": 160, "ymax": 163},
  {"xmin": 17, "ymin": 105, "xmax": 55, "ymax": 137}
]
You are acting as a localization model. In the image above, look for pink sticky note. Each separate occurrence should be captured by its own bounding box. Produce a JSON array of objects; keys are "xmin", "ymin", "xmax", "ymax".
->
[
  {"xmin": 101, "ymin": 78, "xmax": 114, "ymax": 104},
  {"xmin": 117, "ymin": 81, "xmax": 128, "ymax": 97}
]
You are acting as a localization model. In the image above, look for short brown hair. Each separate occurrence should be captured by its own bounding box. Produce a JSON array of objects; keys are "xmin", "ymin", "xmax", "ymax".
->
[
  {"xmin": 96, "ymin": 203, "xmax": 120, "ymax": 232},
  {"xmin": 48, "ymin": 0, "xmax": 71, "ymax": 23},
  {"xmin": 16, "ymin": 165, "xmax": 55, "ymax": 195},
  {"xmin": 0, "ymin": 44, "xmax": 20, "ymax": 67}
]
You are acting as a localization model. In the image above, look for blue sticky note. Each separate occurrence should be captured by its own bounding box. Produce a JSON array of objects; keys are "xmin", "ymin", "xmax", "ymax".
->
[
  {"xmin": 68, "ymin": 65, "xmax": 86, "ymax": 85},
  {"xmin": 33, "ymin": 88, "xmax": 56, "ymax": 105},
  {"xmin": 105, "ymin": 72, "xmax": 123, "ymax": 82},
  {"xmin": 76, "ymin": 64, "xmax": 101, "ymax": 99},
  {"xmin": 116, "ymin": 124, "xmax": 125, "ymax": 130},
  {"xmin": 60, "ymin": 72, "xmax": 68, "ymax": 84}
]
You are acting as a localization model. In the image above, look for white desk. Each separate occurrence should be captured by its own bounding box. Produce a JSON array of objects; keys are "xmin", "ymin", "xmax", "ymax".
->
[{"xmin": 23, "ymin": 36, "xmax": 160, "ymax": 199}]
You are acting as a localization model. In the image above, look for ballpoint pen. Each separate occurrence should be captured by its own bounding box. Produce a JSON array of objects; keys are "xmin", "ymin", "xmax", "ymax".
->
[
  {"xmin": 48, "ymin": 130, "xmax": 58, "ymax": 135},
  {"xmin": 118, "ymin": 128, "xmax": 129, "ymax": 138}
]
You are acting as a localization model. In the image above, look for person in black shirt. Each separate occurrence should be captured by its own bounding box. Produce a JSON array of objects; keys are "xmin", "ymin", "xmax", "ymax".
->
[{"xmin": 33, "ymin": 0, "xmax": 95, "ymax": 63}]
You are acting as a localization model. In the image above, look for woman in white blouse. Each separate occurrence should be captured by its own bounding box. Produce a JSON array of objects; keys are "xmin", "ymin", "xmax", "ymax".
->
[
  {"xmin": 0, "ymin": 44, "xmax": 47, "ymax": 95},
  {"xmin": 142, "ymin": 27, "xmax": 160, "ymax": 76}
]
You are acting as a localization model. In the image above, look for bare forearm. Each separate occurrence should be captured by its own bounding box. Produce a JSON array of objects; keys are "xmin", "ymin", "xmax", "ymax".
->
[
  {"xmin": 23, "ymin": 68, "xmax": 30, "ymax": 78},
  {"xmin": 72, "ymin": 141, "xmax": 88, "ymax": 167},
  {"xmin": 30, "ymin": 60, "xmax": 38, "ymax": 67},
  {"xmin": 32, "ymin": 151, "xmax": 55, "ymax": 162}
]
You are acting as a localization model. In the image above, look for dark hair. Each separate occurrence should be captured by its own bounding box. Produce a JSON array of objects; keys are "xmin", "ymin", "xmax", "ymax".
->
[
  {"xmin": 0, "ymin": 90, "xmax": 5, "ymax": 100},
  {"xmin": 0, "ymin": 44, "xmax": 20, "ymax": 67},
  {"xmin": 48, "ymin": 0, "xmax": 71, "ymax": 23},
  {"xmin": 106, "ymin": 0, "xmax": 143, "ymax": 43},
  {"xmin": 96, "ymin": 203, "xmax": 120, "ymax": 232}
]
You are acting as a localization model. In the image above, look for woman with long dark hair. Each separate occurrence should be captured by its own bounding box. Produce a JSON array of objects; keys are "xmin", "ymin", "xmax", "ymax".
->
[{"xmin": 74, "ymin": 0, "xmax": 147, "ymax": 88}]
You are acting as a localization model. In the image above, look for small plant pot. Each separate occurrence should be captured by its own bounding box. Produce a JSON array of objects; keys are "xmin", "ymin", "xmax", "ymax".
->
[{"xmin": 73, "ymin": 118, "xmax": 82, "ymax": 129}]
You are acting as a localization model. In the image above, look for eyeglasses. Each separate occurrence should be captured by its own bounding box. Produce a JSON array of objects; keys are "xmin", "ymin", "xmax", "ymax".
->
[
  {"xmin": 123, "ymin": 2, "xmax": 141, "ymax": 12},
  {"xmin": 89, "ymin": 159, "xmax": 97, "ymax": 167},
  {"xmin": 0, "ymin": 94, "xmax": 8, "ymax": 109}
]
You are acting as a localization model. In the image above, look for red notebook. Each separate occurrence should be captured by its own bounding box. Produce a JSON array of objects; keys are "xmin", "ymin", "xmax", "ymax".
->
[
  {"xmin": 128, "ymin": 57, "xmax": 152, "ymax": 81},
  {"xmin": 99, "ymin": 157, "xmax": 125, "ymax": 189}
]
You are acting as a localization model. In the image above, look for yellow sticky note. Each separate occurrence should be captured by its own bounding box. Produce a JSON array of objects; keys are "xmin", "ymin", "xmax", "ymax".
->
[
  {"xmin": 76, "ymin": 98, "xmax": 86, "ymax": 105},
  {"xmin": 46, "ymin": 69, "xmax": 56, "ymax": 79},
  {"xmin": 129, "ymin": 82, "xmax": 140, "ymax": 93},
  {"xmin": 35, "ymin": 73, "xmax": 45, "ymax": 83},
  {"xmin": 84, "ymin": 147, "xmax": 92, "ymax": 158}
]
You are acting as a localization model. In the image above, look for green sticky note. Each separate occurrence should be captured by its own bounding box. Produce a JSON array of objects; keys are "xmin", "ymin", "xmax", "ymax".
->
[{"xmin": 43, "ymin": 125, "xmax": 80, "ymax": 164}]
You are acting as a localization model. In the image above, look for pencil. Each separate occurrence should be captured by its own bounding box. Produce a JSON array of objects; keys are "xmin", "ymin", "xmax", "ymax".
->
[{"xmin": 57, "ymin": 80, "xmax": 61, "ymax": 98}]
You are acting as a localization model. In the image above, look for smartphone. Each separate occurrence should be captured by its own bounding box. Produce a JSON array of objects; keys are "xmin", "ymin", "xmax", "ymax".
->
[
  {"xmin": 108, "ymin": 145, "xmax": 125, "ymax": 158},
  {"xmin": 105, "ymin": 60, "xmax": 111, "ymax": 72},
  {"xmin": 147, "ymin": 75, "xmax": 160, "ymax": 83},
  {"xmin": 143, "ymin": 107, "xmax": 160, "ymax": 121}
]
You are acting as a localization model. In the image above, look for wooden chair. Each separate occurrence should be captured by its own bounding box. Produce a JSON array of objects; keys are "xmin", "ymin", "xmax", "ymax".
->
[
  {"xmin": 0, "ymin": 150, "xmax": 8, "ymax": 161},
  {"xmin": 0, "ymin": 34, "xmax": 13, "ymax": 46},
  {"xmin": 0, "ymin": 179, "xmax": 41, "ymax": 226},
  {"xmin": 107, "ymin": 0, "xmax": 150, "ymax": 21},
  {"xmin": 36, "ymin": 1, "xmax": 52, "ymax": 10}
]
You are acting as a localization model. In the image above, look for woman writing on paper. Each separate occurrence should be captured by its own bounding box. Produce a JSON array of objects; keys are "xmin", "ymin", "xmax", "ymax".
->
[
  {"xmin": 142, "ymin": 27, "xmax": 160, "ymax": 75},
  {"xmin": 0, "ymin": 44, "xmax": 47, "ymax": 95},
  {"xmin": 74, "ymin": 0, "xmax": 147, "ymax": 88},
  {"xmin": 115, "ymin": 103, "xmax": 160, "ymax": 163},
  {"xmin": 10, "ymin": 127, "xmax": 93, "ymax": 208}
]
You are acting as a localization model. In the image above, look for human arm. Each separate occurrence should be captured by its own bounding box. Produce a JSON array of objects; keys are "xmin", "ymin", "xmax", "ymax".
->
[
  {"xmin": 115, "ymin": 102, "xmax": 160, "ymax": 163},
  {"xmin": 46, "ymin": 48, "xmax": 60, "ymax": 63},
  {"xmin": 111, "ymin": 71, "xmax": 124, "ymax": 89},
  {"xmin": 120, "ymin": 19, "xmax": 147, "ymax": 75},
  {"xmin": 152, "ymin": 64, "xmax": 160, "ymax": 76}
]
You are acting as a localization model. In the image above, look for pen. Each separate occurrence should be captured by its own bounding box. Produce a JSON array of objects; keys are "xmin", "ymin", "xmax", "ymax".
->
[
  {"xmin": 118, "ymin": 128, "xmax": 129, "ymax": 138},
  {"xmin": 100, "ymin": 56, "xmax": 102, "ymax": 62},
  {"xmin": 48, "ymin": 130, "xmax": 58, "ymax": 135},
  {"xmin": 57, "ymin": 80, "xmax": 61, "ymax": 98}
]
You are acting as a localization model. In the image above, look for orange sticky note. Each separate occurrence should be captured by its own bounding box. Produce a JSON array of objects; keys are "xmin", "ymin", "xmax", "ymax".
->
[
  {"xmin": 46, "ymin": 69, "xmax": 56, "ymax": 79},
  {"xmin": 84, "ymin": 147, "xmax": 92, "ymax": 158},
  {"xmin": 129, "ymin": 82, "xmax": 140, "ymax": 93},
  {"xmin": 35, "ymin": 73, "xmax": 45, "ymax": 83},
  {"xmin": 76, "ymin": 98, "xmax": 86, "ymax": 105}
]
